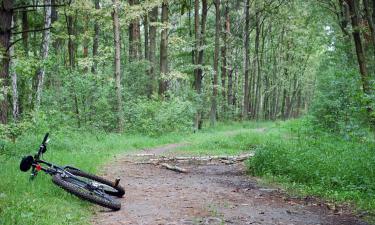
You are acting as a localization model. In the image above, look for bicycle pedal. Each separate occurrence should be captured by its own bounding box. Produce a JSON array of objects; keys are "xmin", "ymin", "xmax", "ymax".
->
[{"xmin": 114, "ymin": 178, "xmax": 120, "ymax": 187}]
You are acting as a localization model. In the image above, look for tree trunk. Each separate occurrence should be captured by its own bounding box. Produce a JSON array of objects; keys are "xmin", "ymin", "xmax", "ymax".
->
[
  {"xmin": 66, "ymin": 12, "xmax": 75, "ymax": 68},
  {"xmin": 35, "ymin": 0, "xmax": 52, "ymax": 110},
  {"xmin": 193, "ymin": 0, "xmax": 208, "ymax": 130},
  {"xmin": 210, "ymin": 0, "xmax": 220, "ymax": 126},
  {"xmin": 92, "ymin": 0, "xmax": 100, "ymax": 74},
  {"xmin": 346, "ymin": 0, "xmax": 370, "ymax": 94},
  {"xmin": 363, "ymin": 0, "xmax": 375, "ymax": 58},
  {"xmin": 144, "ymin": 15, "xmax": 149, "ymax": 60},
  {"xmin": 83, "ymin": 15, "xmax": 89, "ymax": 72},
  {"xmin": 159, "ymin": 0, "xmax": 169, "ymax": 96},
  {"xmin": 242, "ymin": 0, "xmax": 250, "ymax": 119},
  {"xmin": 10, "ymin": 16, "xmax": 19, "ymax": 121},
  {"xmin": 21, "ymin": 10, "xmax": 29, "ymax": 53},
  {"xmin": 222, "ymin": 1, "xmax": 229, "ymax": 111},
  {"xmin": 0, "ymin": 0, "xmax": 13, "ymax": 124},
  {"xmin": 113, "ymin": 0, "xmax": 124, "ymax": 132},
  {"xmin": 128, "ymin": 0, "xmax": 141, "ymax": 61},
  {"xmin": 148, "ymin": 6, "xmax": 158, "ymax": 97}
]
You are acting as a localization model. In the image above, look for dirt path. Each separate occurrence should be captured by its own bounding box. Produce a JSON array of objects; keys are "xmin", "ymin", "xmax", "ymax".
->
[{"xmin": 92, "ymin": 144, "xmax": 369, "ymax": 225}]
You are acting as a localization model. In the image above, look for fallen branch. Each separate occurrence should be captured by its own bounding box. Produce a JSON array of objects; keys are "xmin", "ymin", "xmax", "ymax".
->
[
  {"xmin": 160, "ymin": 163, "xmax": 188, "ymax": 173},
  {"xmin": 149, "ymin": 153, "xmax": 254, "ymax": 164}
]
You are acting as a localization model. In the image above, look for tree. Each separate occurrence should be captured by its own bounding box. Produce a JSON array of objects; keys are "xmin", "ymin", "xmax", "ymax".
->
[
  {"xmin": 242, "ymin": 0, "xmax": 250, "ymax": 119},
  {"xmin": 35, "ymin": 0, "xmax": 52, "ymax": 110},
  {"xmin": 210, "ymin": 0, "xmax": 220, "ymax": 125},
  {"xmin": 113, "ymin": 0, "xmax": 124, "ymax": 131},
  {"xmin": 159, "ymin": 0, "xmax": 169, "ymax": 96},
  {"xmin": 148, "ymin": 6, "xmax": 158, "ymax": 97},
  {"xmin": 0, "ymin": 0, "xmax": 13, "ymax": 124},
  {"xmin": 128, "ymin": 0, "xmax": 141, "ymax": 61},
  {"xmin": 194, "ymin": 0, "xmax": 208, "ymax": 130}
]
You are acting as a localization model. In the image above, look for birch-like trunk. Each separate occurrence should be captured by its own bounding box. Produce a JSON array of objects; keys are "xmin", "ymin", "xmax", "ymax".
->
[
  {"xmin": 113, "ymin": 0, "xmax": 124, "ymax": 132},
  {"xmin": 10, "ymin": 16, "xmax": 19, "ymax": 121},
  {"xmin": 35, "ymin": 0, "xmax": 52, "ymax": 110}
]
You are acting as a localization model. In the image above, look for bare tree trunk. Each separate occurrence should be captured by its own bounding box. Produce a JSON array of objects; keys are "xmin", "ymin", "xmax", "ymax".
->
[
  {"xmin": 210, "ymin": 0, "xmax": 220, "ymax": 126},
  {"xmin": 148, "ymin": 6, "xmax": 158, "ymax": 97},
  {"xmin": 10, "ymin": 16, "xmax": 19, "ymax": 121},
  {"xmin": 144, "ymin": 15, "xmax": 149, "ymax": 60},
  {"xmin": 128, "ymin": 0, "xmax": 141, "ymax": 61},
  {"xmin": 83, "ymin": 15, "xmax": 89, "ymax": 73},
  {"xmin": 66, "ymin": 11, "xmax": 75, "ymax": 68},
  {"xmin": 159, "ymin": 0, "xmax": 169, "ymax": 96},
  {"xmin": 242, "ymin": 0, "xmax": 250, "ymax": 119},
  {"xmin": 0, "ymin": 0, "xmax": 12, "ymax": 124},
  {"xmin": 92, "ymin": 0, "xmax": 100, "ymax": 73},
  {"xmin": 222, "ymin": 1, "xmax": 229, "ymax": 111},
  {"xmin": 113, "ymin": 0, "xmax": 124, "ymax": 132},
  {"xmin": 21, "ymin": 10, "xmax": 29, "ymax": 53},
  {"xmin": 35, "ymin": 0, "xmax": 52, "ymax": 110},
  {"xmin": 193, "ymin": 0, "xmax": 208, "ymax": 130}
]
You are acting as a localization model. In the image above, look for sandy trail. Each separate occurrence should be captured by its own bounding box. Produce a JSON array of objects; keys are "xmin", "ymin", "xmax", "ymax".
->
[{"xmin": 91, "ymin": 143, "xmax": 368, "ymax": 225}]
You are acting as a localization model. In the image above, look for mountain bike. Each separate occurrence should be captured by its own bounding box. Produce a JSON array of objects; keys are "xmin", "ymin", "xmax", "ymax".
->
[{"xmin": 19, "ymin": 133, "xmax": 125, "ymax": 211}]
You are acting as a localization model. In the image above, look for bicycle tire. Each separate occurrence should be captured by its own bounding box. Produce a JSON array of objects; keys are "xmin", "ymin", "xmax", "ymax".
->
[
  {"xmin": 52, "ymin": 173, "xmax": 121, "ymax": 211},
  {"xmin": 65, "ymin": 168, "xmax": 125, "ymax": 197}
]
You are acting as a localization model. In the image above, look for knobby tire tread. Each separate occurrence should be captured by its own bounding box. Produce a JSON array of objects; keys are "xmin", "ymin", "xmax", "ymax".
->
[{"xmin": 52, "ymin": 173, "xmax": 121, "ymax": 211}]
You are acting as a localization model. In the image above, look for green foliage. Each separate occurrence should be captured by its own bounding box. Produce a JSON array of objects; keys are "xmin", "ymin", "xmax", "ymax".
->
[
  {"xmin": 124, "ymin": 96, "xmax": 195, "ymax": 136},
  {"xmin": 247, "ymin": 119, "xmax": 375, "ymax": 212},
  {"xmin": 310, "ymin": 46, "xmax": 370, "ymax": 137}
]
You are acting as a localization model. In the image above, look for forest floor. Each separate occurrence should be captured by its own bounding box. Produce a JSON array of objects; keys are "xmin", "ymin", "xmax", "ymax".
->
[{"xmin": 91, "ymin": 141, "xmax": 369, "ymax": 225}]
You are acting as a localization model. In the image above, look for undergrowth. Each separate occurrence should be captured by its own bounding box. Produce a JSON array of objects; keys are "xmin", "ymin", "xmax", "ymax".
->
[{"xmin": 247, "ymin": 119, "xmax": 375, "ymax": 219}]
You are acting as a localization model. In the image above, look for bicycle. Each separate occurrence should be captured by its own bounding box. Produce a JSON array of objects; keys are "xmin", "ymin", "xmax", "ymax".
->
[{"xmin": 19, "ymin": 133, "xmax": 125, "ymax": 211}]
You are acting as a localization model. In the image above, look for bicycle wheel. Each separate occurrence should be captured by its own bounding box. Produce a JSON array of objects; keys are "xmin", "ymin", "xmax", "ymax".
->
[
  {"xmin": 65, "ymin": 168, "xmax": 125, "ymax": 197},
  {"xmin": 52, "ymin": 173, "xmax": 121, "ymax": 211}
]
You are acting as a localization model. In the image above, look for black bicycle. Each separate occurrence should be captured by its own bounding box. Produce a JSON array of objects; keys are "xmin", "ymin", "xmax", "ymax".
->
[{"xmin": 19, "ymin": 133, "xmax": 125, "ymax": 210}]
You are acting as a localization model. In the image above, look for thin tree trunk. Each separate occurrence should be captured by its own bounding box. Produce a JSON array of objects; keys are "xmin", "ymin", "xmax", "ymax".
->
[
  {"xmin": 35, "ymin": 0, "xmax": 52, "ymax": 110},
  {"xmin": 113, "ymin": 0, "xmax": 124, "ymax": 132},
  {"xmin": 128, "ymin": 0, "xmax": 141, "ymax": 61},
  {"xmin": 148, "ymin": 6, "xmax": 158, "ymax": 97},
  {"xmin": 159, "ymin": 0, "xmax": 169, "ymax": 96},
  {"xmin": 83, "ymin": 15, "xmax": 89, "ymax": 73},
  {"xmin": 92, "ymin": 0, "xmax": 100, "ymax": 73},
  {"xmin": 210, "ymin": 0, "xmax": 220, "ymax": 126},
  {"xmin": 194, "ymin": 0, "xmax": 207, "ymax": 130},
  {"xmin": 0, "ymin": 0, "xmax": 12, "ymax": 124},
  {"xmin": 144, "ymin": 15, "xmax": 149, "ymax": 60},
  {"xmin": 10, "ymin": 16, "xmax": 19, "ymax": 121},
  {"xmin": 21, "ymin": 10, "xmax": 29, "ymax": 53},
  {"xmin": 222, "ymin": 1, "xmax": 229, "ymax": 111},
  {"xmin": 242, "ymin": 0, "xmax": 250, "ymax": 119}
]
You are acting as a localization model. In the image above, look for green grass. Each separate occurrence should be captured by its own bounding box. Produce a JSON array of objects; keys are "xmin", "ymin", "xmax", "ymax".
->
[
  {"xmin": 247, "ymin": 119, "xmax": 375, "ymax": 220},
  {"xmin": 172, "ymin": 121, "xmax": 274, "ymax": 156},
  {"xmin": 1, "ymin": 120, "xmax": 375, "ymax": 224},
  {"xmin": 0, "ymin": 131, "xmax": 184, "ymax": 225}
]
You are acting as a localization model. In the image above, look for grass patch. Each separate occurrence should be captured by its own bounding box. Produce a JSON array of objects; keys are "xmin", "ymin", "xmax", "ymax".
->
[
  {"xmin": 247, "ymin": 119, "xmax": 375, "ymax": 219},
  {"xmin": 0, "ymin": 121, "xmax": 264, "ymax": 225},
  {"xmin": 0, "ymin": 131, "xmax": 183, "ymax": 225},
  {"xmin": 173, "ymin": 121, "xmax": 274, "ymax": 156}
]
